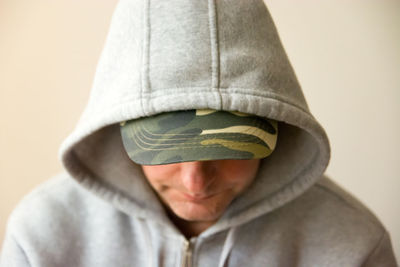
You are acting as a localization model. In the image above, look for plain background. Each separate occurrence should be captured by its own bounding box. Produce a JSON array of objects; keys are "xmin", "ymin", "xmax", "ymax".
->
[{"xmin": 1, "ymin": 0, "xmax": 399, "ymax": 260}]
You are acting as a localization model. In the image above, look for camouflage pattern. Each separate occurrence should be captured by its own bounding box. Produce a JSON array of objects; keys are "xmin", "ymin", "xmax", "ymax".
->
[{"xmin": 120, "ymin": 109, "xmax": 278, "ymax": 165}]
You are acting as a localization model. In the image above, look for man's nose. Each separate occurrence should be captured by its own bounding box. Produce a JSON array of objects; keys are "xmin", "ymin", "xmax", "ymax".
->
[{"xmin": 180, "ymin": 161, "xmax": 216, "ymax": 194}]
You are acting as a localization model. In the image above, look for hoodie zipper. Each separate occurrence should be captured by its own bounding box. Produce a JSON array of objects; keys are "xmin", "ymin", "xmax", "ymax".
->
[{"xmin": 181, "ymin": 239, "xmax": 194, "ymax": 267}]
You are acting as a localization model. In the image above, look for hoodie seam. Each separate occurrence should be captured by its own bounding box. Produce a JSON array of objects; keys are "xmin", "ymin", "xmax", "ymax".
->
[
  {"xmin": 119, "ymin": 90, "xmax": 308, "ymax": 114},
  {"xmin": 89, "ymin": 91, "xmax": 309, "ymax": 125},
  {"xmin": 10, "ymin": 233, "xmax": 32, "ymax": 266},
  {"xmin": 140, "ymin": 0, "xmax": 151, "ymax": 116},
  {"xmin": 208, "ymin": 0, "xmax": 222, "ymax": 109},
  {"xmin": 360, "ymin": 229, "xmax": 388, "ymax": 266},
  {"xmin": 6, "ymin": 173, "xmax": 73, "ymax": 212}
]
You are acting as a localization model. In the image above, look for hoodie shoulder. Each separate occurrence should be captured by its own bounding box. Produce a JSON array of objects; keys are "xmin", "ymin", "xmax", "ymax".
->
[
  {"xmin": 308, "ymin": 176, "xmax": 397, "ymax": 265},
  {"xmin": 9, "ymin": 171, "xmax": 92, "ymax": 216},
  {"xmin": 309, "ymin": 176, "xmax": 394, "ymax": 255},
  {"xmin": 5, "ymin": 172, "xmax": 114, "ymax": 238},
  {"xmin": 314, "ymin": 175, "xmax": 384, "ymax": 229}
]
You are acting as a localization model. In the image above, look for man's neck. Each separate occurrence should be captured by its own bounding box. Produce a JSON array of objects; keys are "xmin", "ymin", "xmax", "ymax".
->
[{"xmin": 167, "ymin": 210, "xmax": 216, "ymax": 239}]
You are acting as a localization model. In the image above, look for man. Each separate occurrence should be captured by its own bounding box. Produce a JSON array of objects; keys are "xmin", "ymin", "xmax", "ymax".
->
[
  {"xmin": 120, "ymin": 109, "xmax": 278, "ymax": 239},
  {"xmin": 1, "ymin": 0, "xmax": 397, "ymax": 266}
]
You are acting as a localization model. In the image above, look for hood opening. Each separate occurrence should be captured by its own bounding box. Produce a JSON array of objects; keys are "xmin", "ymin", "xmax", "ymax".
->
[{"xmin": 61, "ymin": 115, "xmax": 329, "ymax": 231}]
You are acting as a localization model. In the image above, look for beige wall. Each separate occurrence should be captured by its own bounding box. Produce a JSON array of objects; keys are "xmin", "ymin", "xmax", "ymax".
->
[{"xmin": 1, "ymin": 0, "xmax": 399, "ymax": 260}]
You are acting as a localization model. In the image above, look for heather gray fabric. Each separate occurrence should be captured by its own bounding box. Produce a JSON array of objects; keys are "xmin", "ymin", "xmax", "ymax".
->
[{"xmin": 1, "ymin": 0, "xmax": 397, "ymax": 266}]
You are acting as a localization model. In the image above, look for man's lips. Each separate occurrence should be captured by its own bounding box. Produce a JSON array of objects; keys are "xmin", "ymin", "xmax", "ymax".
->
[{"xmin": 180, "ymin": 192, "xmax": 215, "ymax": 201}]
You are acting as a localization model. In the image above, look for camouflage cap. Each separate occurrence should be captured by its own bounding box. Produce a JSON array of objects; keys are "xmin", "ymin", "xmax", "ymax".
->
[{"xmin": 120, "ymin": 109, "xmax": 278, "ymax": 165}]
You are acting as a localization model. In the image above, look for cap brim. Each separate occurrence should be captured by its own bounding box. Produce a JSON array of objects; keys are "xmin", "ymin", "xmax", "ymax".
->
[{"xmin": 120, "ymin": 109, "xmax": 278, "ymax": 165}]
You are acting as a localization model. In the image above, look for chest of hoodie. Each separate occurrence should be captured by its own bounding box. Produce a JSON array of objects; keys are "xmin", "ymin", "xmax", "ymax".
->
[
  {"xmin": 114, "ymin": 218, "xmax": 289, "ymax": 267},
  {"xmin": 123, "ymin": 217, "xmax": 303, "ymax": 267}
]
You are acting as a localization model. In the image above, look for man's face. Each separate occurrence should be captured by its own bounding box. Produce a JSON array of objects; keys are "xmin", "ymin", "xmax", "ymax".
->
[{"xmin": 141, "ymin": 159, "xmax": 260, "ymax": 223}]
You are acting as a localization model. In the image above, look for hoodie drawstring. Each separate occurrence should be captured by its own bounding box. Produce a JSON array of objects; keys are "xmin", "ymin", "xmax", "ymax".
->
[
  {"xmin": 139, "ymin": 219, "xmax": 154, "ymax": 267},
  {"xmin": 217, "ymin": 227, "xmax": 238, "ymax": 267}
]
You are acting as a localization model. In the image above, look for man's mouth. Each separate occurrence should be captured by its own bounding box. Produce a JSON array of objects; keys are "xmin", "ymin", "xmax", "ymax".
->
[{"xmin": 181, "ymin": 192, "xmax": 215, "ymax": 201}]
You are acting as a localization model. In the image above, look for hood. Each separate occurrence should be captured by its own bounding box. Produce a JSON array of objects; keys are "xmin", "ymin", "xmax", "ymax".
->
[{"xmin": 58, "ymin": 0, "xmax": 330, "ymax": 236}]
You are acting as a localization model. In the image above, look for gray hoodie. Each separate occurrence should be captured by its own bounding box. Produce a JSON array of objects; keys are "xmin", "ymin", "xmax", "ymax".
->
[{"xmin": 1, "ymin": 0, "xmax": 397, "ymax": 266}]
